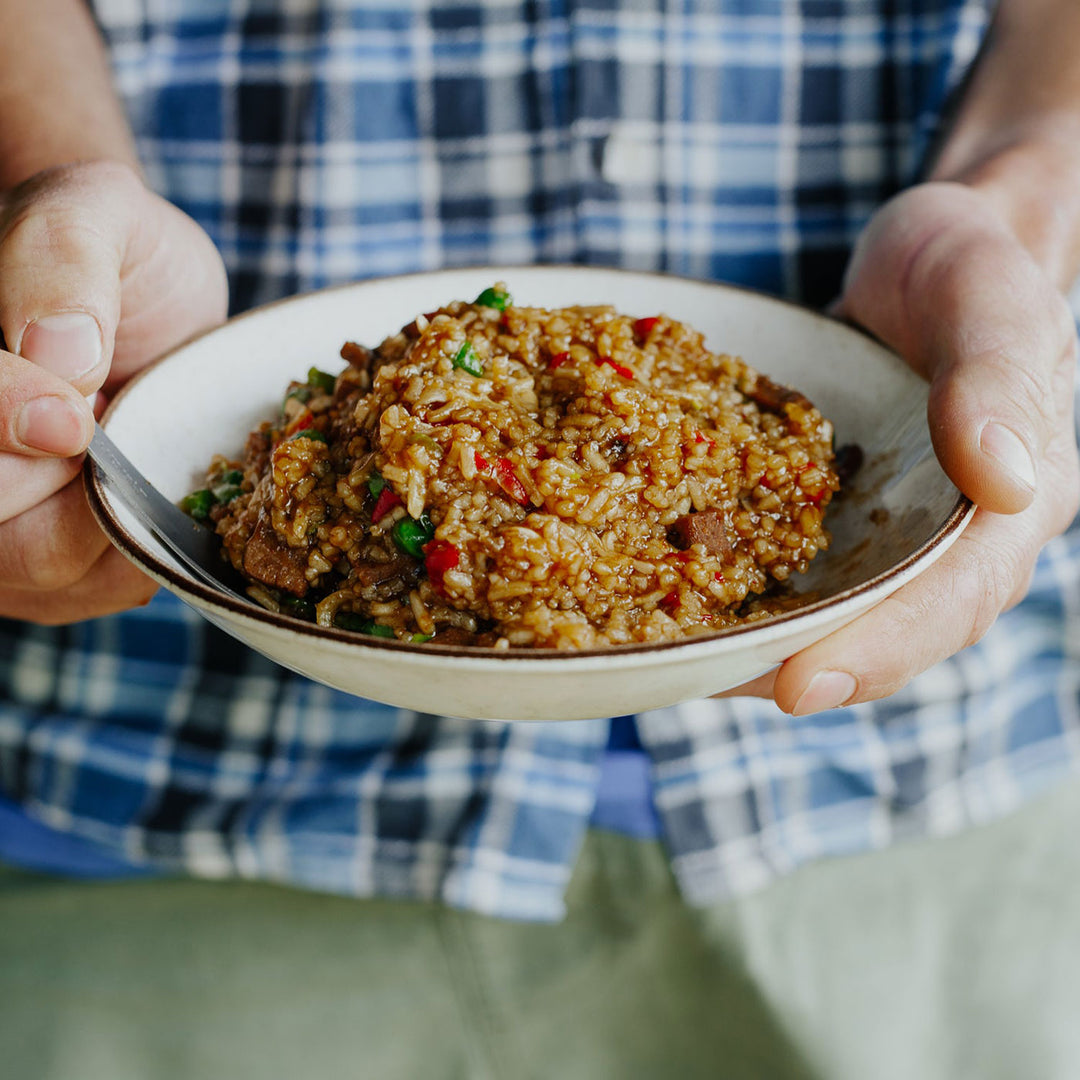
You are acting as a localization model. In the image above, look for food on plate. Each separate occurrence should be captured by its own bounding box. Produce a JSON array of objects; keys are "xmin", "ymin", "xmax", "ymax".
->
[{"xmin": 183, "ymin": 285, "xmax": 844, "ymax": 649}]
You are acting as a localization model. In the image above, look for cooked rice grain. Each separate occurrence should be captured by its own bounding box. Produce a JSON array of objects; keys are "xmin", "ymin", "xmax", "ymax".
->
[{"xmin": 204, "ymin": 288, "xmax": 840, "ymax": 649}]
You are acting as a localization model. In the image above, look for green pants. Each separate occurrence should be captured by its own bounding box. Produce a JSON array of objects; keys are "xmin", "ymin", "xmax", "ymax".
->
[{"xmin": 4, "ymin": 779, "xmax": 1080, "ymax": 1080}]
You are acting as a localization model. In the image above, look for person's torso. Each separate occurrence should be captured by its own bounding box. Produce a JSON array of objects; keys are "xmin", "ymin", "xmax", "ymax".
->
[{"xmin": 90, "ymin": 0, "xmax": 993, "ymax": 311}]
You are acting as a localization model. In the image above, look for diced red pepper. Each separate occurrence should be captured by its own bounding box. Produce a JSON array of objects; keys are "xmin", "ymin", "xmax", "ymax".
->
[
  {"xmin": 548, "ymin": 351, "xmax": 571, "ymax": 370},
  {"xmin": 372, "ymin": 488, "xmax": 402, "ymax": 522},
  {"xmin": 474, "ymin": 451, "xmax": 490, "ymax": 472},
  {"xmin": 493, "ymin": 458, "xmax": 529, "ymax": 505},
  {"xmin": 633, "ymin": 316, "xmax": 659, "ymax": 340},
  {"xmin": 660, "ymin": 591, "xmax": 680, "ymax": 612},
  {"xmin": 797, "ymin": 462, "xmax": 827, "ymax": 506},
  {"xmin": 714, "ymin": 571, "xmax": 725, "ymax": 582},
  {"xmin": 423, "ymin": 539, "xmax": 460, "ymax": 596},
  {"xmin": 595, "ymin": 357, "xmax": 634, "ymax": 379},
  {"xmin": 694, "ymin": 432, "xmax": 716, "ymax": 449},
  {"xmin": 282, "ymin": 408, "xmax": 315, "ymax": 440}
]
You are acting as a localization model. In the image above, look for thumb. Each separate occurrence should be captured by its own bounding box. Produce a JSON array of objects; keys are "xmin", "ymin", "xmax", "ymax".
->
[
  {"xmin": 840, "ymin": 182, "xmax": 1075, "ymax": 515},
  {"xmin": 0, "ymin": 163, "xmax": 138, "ymax": 398}
]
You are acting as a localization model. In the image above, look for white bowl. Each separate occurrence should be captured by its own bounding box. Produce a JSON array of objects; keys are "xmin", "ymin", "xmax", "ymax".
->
[{"xmin": 87, "ymin": 267, "xmax": 972, "ymax": 721}]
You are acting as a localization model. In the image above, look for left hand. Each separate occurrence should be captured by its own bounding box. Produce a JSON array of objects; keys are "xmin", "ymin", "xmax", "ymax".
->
[{"xmin": 732, "ymin": 181, "xmax": 1080, "ymax": 714}]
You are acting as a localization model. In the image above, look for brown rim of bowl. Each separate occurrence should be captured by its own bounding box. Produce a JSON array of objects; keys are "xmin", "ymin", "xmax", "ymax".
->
[{"xmin": 84, "ymin": 265, "xmax": 975, "ymax": 662}]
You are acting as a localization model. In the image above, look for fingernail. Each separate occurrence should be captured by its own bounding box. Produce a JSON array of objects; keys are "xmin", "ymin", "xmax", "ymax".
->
[
  {"xmin": 19, "ymin": 312, "xmax": 103, "ymax": 380},
  {"xmin": 791, "ymin": 670, "xmax": 857, "ymax": 716},
  {"xmin": 17, "ymin": 396, "xmax": 92, "ymax": 454},
  {"xmin": 980, "ymin": 422, "xmax": 1037, "ymax": 492}
]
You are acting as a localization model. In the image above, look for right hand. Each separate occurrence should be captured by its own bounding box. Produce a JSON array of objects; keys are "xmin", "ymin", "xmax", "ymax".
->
[{"xmin": 0, "ymin": 161, "xmax": 228, "ymax": 623}]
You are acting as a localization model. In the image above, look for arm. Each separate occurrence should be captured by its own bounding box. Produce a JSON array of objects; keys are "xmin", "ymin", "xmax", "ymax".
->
[
  {"xmin": 765, "ymin": 0, "xmax": 1080, "ymax": 712},
  {"xmin": 0, "ymin": 0, "xmax": 139, "ymax": 185},
  {"xmin": 0, "ymin": 0, "xmax": 227, "ymax": 623}
]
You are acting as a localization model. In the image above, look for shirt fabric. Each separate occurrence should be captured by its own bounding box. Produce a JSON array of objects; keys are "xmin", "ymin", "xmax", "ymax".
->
[{"xmin": 4, "ymin": 0, "xmax": 1079, "ymax": 923}]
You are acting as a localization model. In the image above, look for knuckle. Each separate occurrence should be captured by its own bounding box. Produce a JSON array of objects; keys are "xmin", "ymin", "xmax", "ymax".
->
[
  {"xmin": 3, "ymin": 518, "xmax": 98, "ymax": 592},
  {"xmin": 954, "ymin": 544, "xmax": 1014, "ymax": 649},
  {"xmin": 13, "ymin": 541, "xmax": 93, "ymax": 592},
  {"xmin": 1, "ymin": 198, "xmax": 105, "ymax": 269},
  {"xmin": 0, "ymin": 162, "xmax": 141, "ymax": 270}
]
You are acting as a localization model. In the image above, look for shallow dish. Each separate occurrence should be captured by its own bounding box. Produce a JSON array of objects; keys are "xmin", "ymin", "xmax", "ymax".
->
[{"xmin": 87, "ymin": 267, "xmax": 972, "ymax": 721}]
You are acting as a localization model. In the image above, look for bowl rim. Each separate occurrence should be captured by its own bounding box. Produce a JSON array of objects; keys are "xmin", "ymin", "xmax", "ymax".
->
[{"xmin": 85, "ymin": 265, "xmax": 974, "ymax": 663}]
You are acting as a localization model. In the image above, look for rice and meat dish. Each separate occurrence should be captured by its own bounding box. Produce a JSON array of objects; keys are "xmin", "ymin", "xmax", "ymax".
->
[{"xmin": 184, "ymin": 285, "xmax": 842, "ymax": 650}]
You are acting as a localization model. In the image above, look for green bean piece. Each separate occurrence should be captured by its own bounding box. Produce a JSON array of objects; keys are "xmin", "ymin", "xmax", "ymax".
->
[
  {"xmin": 307, "ymin": 366, "xmax": 337, "ymax": 393},
  {"xmin": 180, "ymin": 489, "xmax": 215, "ymax": 521},
  {"xmin": 474, "ymin": 285, "xmax": 511, "ymax": 311},
  {"xmin": 410, "ymin": 633, "xmax": 434, "ymax": 644},
  {"xmin": 452, "ymin": 341, "xmax": 484, "ymax": 377},
  {"xmin": 367, "ymin": 470, "xmax": 386, "ymax": 497}
]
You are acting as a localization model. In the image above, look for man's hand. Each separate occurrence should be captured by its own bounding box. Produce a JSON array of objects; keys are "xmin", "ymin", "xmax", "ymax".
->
[
  {"xmin": 0, "ymin": 161, "xmax": 228, "ymax": 623},
  {"xmin": 749, "ymin": 182, "xmax": 1079, "ymax": 714}
]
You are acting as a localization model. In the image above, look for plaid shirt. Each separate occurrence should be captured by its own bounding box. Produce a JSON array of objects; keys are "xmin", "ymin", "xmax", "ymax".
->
[{"xmin": 3, "ymin": 0, "xmax": 1077, "ymax": 921}]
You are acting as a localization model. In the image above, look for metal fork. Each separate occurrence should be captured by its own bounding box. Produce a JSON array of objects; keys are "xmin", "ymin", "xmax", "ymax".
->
[{"xmin": 86, "ymin": 423, "xmax": 252, "ymax": 603}]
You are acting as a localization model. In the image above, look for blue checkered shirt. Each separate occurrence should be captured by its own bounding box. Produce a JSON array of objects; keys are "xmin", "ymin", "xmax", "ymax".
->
[{"xmin": 3, "ymin": 0, "xmax": 1078, "ymax": 921}]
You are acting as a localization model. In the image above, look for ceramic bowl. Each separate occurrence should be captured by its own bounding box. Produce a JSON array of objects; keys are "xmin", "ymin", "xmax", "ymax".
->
[{"xmin": 87, "ymin": 267, "xmax": 972, "ymax": 721}]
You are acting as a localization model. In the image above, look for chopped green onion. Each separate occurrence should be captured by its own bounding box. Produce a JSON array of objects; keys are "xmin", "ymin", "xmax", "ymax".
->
[
  {"xmin": 409, "ymin": 432, "xmax": 441, "ymax": 454},
  {"xmin": 452, "ymin": 341, "xmax": 484, "ymax": 377},
  {"xmin": 333, "ymin": 611, "xmax": 367, "ymax": 632},
  {"xmin": 180, "ymin": 489, "xmax": 215, "ymax": 521},
  {"xmin": 367, "ymin": 470, "xmax": 386, "ymax": 497},
  {"xmin": 333, "ymin": 612, "xmax": 395, "ymax": 638},
  {"xmin": 284, "ymin": 384, "xmax": 313, "ymax": 407},
  {"xmin": 474, "ymin": 285, "xmax": 512, "ymax": 311},
  {"xmin": 211, "ymin": 484, "xmax": 244, "ymax": 505},
  {"xmin": 289, "ymin": 428, "xmax": 327, "ymax": 443},
  {"xmin": 410, "ymin": 633, "xmax": 434, "ymax": 644},
  {"xmin": 307, "ymin": 366, "xmax": 337, "ymax": 393},
  {"xmin": 282, "ymin": 596, "xmax": 316, "ymax": 621},
  {"xmin": 210, "ymin": 470, "xmax": 244, "ymax": 503},
  {"xmin": 392, "ymin": 512, "xmax": 435, "ymax": 558}
]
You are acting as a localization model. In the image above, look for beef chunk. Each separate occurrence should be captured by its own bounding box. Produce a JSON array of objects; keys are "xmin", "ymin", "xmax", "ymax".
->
[
  {"xmin": 243, "ymin": 518, "xmax": 310, "ymax": 597},
  {"xmin": 428, "ymin": 626, "xmax": 477, "ymax": 646},
  {"xmin": 351, "ymin": 551, "xmax": 423, "ymax": 589},
  {"xmin": 668, "ymin": 509, "xmax": 732, "ymax": 557},
  {"xmin": 340, "ymin": 341, "xmax": 373, "ymax": 370},
  {"xmin": 747, "ymin": 375, "xmax": 812, "ymax": 415}
]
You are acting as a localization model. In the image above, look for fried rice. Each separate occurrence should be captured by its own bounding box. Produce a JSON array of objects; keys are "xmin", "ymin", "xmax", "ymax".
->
[{"xmin": 185, "ymin": 284, "xmax": 842, "ymax": 650}]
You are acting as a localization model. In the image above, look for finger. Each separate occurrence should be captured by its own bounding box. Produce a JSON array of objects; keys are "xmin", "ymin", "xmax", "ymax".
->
[
  {"xmin": 0, "ymin": 474, "xmax": 112, "ymax": 590},
  {"xmin": 772, "ymin": 504, "xmax": 1052, "ymax": 715},
  {"xmin": 109, "ymin": 193, "xmax": 229, "ymax": 387},
  {"xmin": 712, "ymin": 669, "xmax": 777, "ymax": 700},
  {"xmin": 0, "ymin": 451, "xmax": 84, "ymax": 522},
  {"xmin": 0, "ymin": 544, "xmax": 158, "ymax": 624},
  {"xmin": 840, "ymin": 182, "xmax": 1076, "ymax": 515},
  {"xmin": 0, "ymin": 162, "xmax": 140, "ymax": 395},
  {"xmin": 0, "ymin": 349, "xmax": 96, "ymax": 460}
]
